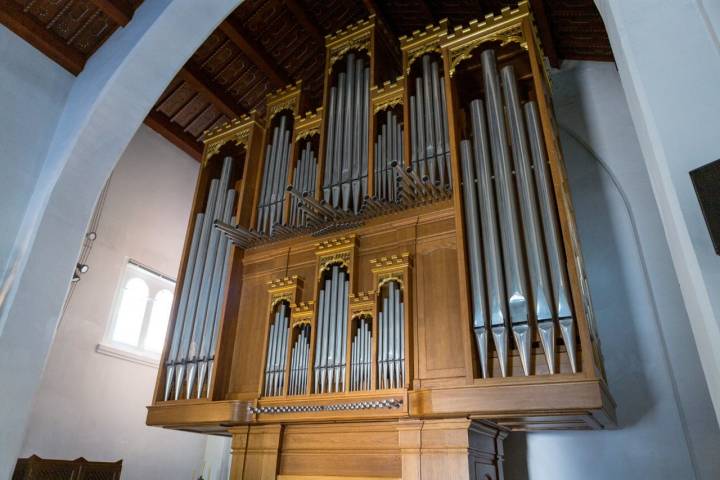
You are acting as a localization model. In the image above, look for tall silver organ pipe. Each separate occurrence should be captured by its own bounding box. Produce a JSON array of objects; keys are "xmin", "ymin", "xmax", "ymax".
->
[
  {"xmin": 264, "ymin": 302, "xmax": 290, "ymax": 396},
  {"xmin": 322, "ymin": 52, "xmax": 370, "ymax": 214},
  {"xmin": 525, "ymin": 101, "xmax": 577, "ymax": 373},
  {"xmin": 502, "ymin": 65, "xmax": 555, "ymax": 374},
  {"xmin": 410, "ymin": 54, "xmax": 451, "ymax": 191},
  {"xmin": 258, "ymin": 113, "xmax": 293, "ymax": 236},
  {"xmin": 350, "ymin": 317, "xmax": 372, "ymax": 391},
  {"xmin": 378, "ymin": 281, "xmax": 404, "ymax": 389},
  {"xmin": 165, "ymin": 157, "xmax": 237, "ymax": 400},
  {"xmin": 482, "ymin": 49, "xmax": 531, "ymax": 376},
  {"xmin": 289, "ymin": 142, "xmax": 318, "ymax": 228},
  {"xmin": 288, "ymin": 324, "xmax": 310, "ymax": 395},
  {"xmin": 459, "ymin": 49, "xmax": 577, "ymax": 378},
  {"xmin": 313, "ymin": 264, "xmax": 349, "ymax": 393},
  {"xmin": 374, "ymin": 109, "xmax": 403, "ymax": 203}
]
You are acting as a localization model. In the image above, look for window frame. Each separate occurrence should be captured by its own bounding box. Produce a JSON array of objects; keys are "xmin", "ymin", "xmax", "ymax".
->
[{"xmin": 98, "ymin": 259, "xmax": 176, "ymax": 366}]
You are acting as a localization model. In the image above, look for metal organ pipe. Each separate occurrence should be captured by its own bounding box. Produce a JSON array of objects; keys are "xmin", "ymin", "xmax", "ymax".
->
[
  {"xmin": 258, "ymin": 114, "xmax": 293, "ymax": 236},
  {"xmin": 459, "ymin": 139, "xmax": 489, "ymax": 378},
  {"xmin": 323, "ymin": 53, "xmax": 369, "ymax": 214},
  {"xmin": 313, "ymin": 265, "xmax": 349, "ymax": 393},
  {"xmin": 525, "ymin": 101, "xmax": 577, "ymax": 373},
  {"xmin": 457, "ymin": 49, "xmax": 577, "ymax": 378},
  {"xmin": 263, "ymin": 302, "xmax": 289, "ymax": 396},
  {"xmin": 378, "ymin": 281, "xmax": 404, "ymax": 389},
  {"xmin": 289, "ymin": 324, "xmax": 310, "ymax": 395},
  {"xmin": 165, "ymin": 157, "xmax": 237, "ymax": 401},
  {"xmin": 374, "ymin": 110, "xmax": 403, "ymax": 203},
  {"xmin": 481, "ymin": 49, "xmax": 531, "ymax": 376},
  {"xmin": 410, "ymin": 54, "xmax": 451, "ymax": 191},
  {"xmin": 502, "ymin": 65, "xmax": 555, "ymax": 374}
]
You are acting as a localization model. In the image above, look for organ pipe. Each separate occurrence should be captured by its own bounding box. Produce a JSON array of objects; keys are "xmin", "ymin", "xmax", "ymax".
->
[
  {"xmin": 314, "ymin": 265, "xmax": 349, "ymax": 393},
  {"xmin": 164, "ymin": 157, "xmax": 236, "ymax": 401},
  {"xmin": 323, "ymin": 53, "xmax": 370, "ymax": 214}
]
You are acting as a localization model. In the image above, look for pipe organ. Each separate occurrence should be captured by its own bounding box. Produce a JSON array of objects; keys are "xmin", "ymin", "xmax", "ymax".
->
[{"xmin": 149, "ymin": 4, "xmax": 615, "ymax": 479}]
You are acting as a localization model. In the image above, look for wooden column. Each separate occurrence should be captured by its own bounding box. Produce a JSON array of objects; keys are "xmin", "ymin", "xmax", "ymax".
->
[
  {"xmin": 398, "ymin": 419, "xmax": 506, "ymax": 480},
  {"xmin": 230, "ymin": 425, "xmax": 283, "ymax": 480}
]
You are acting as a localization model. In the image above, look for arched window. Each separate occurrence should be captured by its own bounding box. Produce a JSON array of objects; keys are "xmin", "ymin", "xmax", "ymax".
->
[{"xmin": 100, "ymin": 261, "xmax": 176, "ymax": 364}]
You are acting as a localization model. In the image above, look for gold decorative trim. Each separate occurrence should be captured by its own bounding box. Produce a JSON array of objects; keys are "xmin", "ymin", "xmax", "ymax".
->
[
  {"xmin": 440, "ymin": 2, "xmax": 531, "ymax": 77},
  {"xmin": 267, "ymin": 276, "xmax": 303, "ymax": 311},
  {"xmin": 290, "ymin": 301, "xmax": 315, "ymax": 326},
  {"xmin": 315, "ymin": 235, "xmax": 357, "ymax": 275},
  {"xmin": 266, "ymin": 81, "xmax": 303, "ymax": 121},
  {"xmin": 326, "ymin": 16, "xmax": 375, "ymax": 72},
  {"xmin": 349, "ymin": 291, "xmax": 376, "ymax": 318},
  {"xmin": 294, "ymin": 107, "xmax": 323, "ymax": 142},
  {"xmin": 400, "ymin": 19, "xmax": 449, "ymax": 75},
  {"xmin": 371, "ymin": 78, "xmax": 405, "ymax": 114},
  {"xmin": 370, "ymin": 253, "xmax": 412, "ymax": 289},
  {"xmin": 201, "ymin": 111, "xmax": 262, "ymax": 165}
]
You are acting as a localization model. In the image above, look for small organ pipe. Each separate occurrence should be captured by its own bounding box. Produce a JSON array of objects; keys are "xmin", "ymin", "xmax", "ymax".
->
[
  {"xmin": 164, "ymin": 212, "xmax": 204, "ymax": 400},
  {"xmin": 460, "ymin": 139, "xmax": 489, "ymax": 378},
  {"xmin": 314, "ymin": 289, "xmax": 326, "ymax": 393},
  {"xmin": 194, "ymin": 190, "xmax": 236, "ymax": 397},
  {"xmin": 470, "ymin": 99, "xmax": 509, "ymax": 378},
  {"xmin": 332, "ymin": 73, "xmax": 345, "ymax": 208},
  {"xmin": 415, "ymin": 78, "xmax": 427, "ymax": 179},
  {"xmin": 430, "ymin": 59, "xmax": 445, "ymax": 187},
  {"xmin": 175, "ymin": 179, "xmax": 220, "ymax": 400},
  {"xmin": 324, "ymin": 86, "xmax": 337, "ymax": 203}
]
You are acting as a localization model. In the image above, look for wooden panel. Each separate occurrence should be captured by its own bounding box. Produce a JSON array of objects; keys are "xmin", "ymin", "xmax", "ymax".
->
[
  {"xmin": 279, "ymin": 423, "xmax": 402, "ymax": 478},
  {"xmin": 415, "ymin": 238, "xmax": 467, "ymax": 381}
]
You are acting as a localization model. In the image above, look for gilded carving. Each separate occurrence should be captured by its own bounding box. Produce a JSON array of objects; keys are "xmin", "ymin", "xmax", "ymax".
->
[
  {"xmin": 373, "ymin": 98, "xmax": 403, "ymax": 114},
  {"xmin": 328, "ymin": 31, "xmax": 371, "ymax": 72},
  {"xmin": 448, "ymin": 25, "xmax": 526, "ymax": 77}
]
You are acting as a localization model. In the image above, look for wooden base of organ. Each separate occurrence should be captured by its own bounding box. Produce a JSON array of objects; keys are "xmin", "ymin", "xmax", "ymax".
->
[{"xmin": 148, "ymin": 4, "xmax": 615, "ymax": 478}]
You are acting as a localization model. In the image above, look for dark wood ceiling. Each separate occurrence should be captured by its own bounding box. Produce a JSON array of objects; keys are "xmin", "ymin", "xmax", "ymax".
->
[{"xmin": 1, "ymin": 0, "xmax": 612, "ymax": 161}]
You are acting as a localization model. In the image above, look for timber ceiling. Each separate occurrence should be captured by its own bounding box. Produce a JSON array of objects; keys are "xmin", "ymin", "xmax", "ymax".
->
[{"xmin": 1, "ymin": 0, "xmax": 612, "ymax": 161}]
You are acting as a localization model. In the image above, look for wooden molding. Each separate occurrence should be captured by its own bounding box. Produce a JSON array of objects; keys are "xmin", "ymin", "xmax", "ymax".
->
[
  {"xmin": 89, "ymin": 0, "xmax": 133, "ymax": 27},
  {"xmin": 285, "ymin": 0, "xmax": 324, "ymax": 45},
  {"xmin": 0, "ymin": 0, "xmax": 86, "ymax": 75},
  {"xmin": 144, "ymin": 110, "xmax": 203, "ymax": 161}
]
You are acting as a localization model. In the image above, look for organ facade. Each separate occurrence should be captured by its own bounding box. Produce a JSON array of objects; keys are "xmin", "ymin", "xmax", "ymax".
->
[{"xmin": 147, "ymin": 3, "xmax": 615, "ymax": 478}]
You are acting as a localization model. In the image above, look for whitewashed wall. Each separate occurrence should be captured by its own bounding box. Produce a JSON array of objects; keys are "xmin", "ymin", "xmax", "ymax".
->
[
  {"xmin": 505, "ymin": 61, "xmax": 720, "ymax": 480},
  {"xmin": 20, "ymin": 126, "xmax": 206, "ymax": 480}
]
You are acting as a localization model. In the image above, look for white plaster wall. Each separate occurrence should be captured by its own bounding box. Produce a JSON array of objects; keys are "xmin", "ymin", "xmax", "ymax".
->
[
  {"xmin": 595, "ymin": 0, "xmax": 720, "ymax": 422},
  {"xmin": 505, "ymin": 61, "xmax": 720, "ymax": 479},
  {"xmin": 20, "ymin": 125, "xmax": 204, "ymax": 480},
  {"xmin": 0, "ymin": 26, "xmax": 74, "ymax": 325}
]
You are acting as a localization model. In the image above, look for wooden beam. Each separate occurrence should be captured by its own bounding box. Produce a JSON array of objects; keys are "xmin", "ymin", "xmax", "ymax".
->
[
  {"xmin": 528, "ymin": 0, "xmax": 559, "ymax": 67},
  {"xmin": 178, "ymin": 64, "xmax": 247, "ymax": 120},
  {"xmin": 145, "ymin": 110, "xmax": 204, "ymax": 162},
  {"xmin": 285, "ymin": 0, "xmax": 324, "ymax": 45},
  {"xmin": 416, "ymin": 0, "xmax": 435, "ymax": 25},
  {"xmin": 88, "ymin": 0, "xmax": 133, "ymax": 27},
  {"xmin": 219, "ymin": 18, "xmax": 291, "ymax": 87},
  {"xmin": 0, "ymin": 0, "xmax": 86, "ymax": 75},
  {"xmin": 362, "ymin": 0, "xmax": 396, "ymax": 36}
]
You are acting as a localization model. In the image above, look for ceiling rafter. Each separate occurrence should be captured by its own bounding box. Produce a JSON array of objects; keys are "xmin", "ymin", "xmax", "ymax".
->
[
  {"xmin": 144, "ymin": 110, "xmax": 204, "ymax": 161},
  {"xmin": 178, "ymin": 64, "xmax": 247, "ymax": 120},
  {"xmin": 416, "ymin": 0, "xmax": 436, "ymax": 25},
  {"xmin": 285, "ymin": 0, "xmax": 324, "ymax": 45},
  {"xmin": 0, "ymin": 0, "xmax": 86, "ymax": 75},
  {"xmin": 219, "ymin": 18, "xmax": 291, "ymax": 88},
  {"xmin": 362, "ymin": 0, "xmax": 397, "ymax": 37},
  {"xmin": 88, "ymin": 0, "xmax": 133, "ymax": 27}
]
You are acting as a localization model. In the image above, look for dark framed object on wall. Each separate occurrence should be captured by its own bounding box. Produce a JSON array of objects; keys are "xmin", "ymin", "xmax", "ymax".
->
[{"xmin": 690, "ymin": 158, "xmax": 720, "ymax": 255}]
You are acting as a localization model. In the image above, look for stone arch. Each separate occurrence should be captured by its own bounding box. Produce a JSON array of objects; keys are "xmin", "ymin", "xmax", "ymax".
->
[{"xmin": 0, "ymin": 1, "xmax": 244, "ymax": 475}]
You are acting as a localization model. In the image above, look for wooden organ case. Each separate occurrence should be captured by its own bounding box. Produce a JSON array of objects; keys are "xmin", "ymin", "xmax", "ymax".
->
[{"xmin": 148, "ymin": 3, "xmax": 615, "ymax": 479}]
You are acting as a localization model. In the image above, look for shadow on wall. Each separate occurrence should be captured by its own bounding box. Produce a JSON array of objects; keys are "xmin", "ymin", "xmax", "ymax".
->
[{"xmin": 505, "ymin": 128, "xmax": 653, "ymax": 478}]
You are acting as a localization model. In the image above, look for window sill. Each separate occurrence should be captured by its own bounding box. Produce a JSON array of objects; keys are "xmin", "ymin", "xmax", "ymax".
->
[{"xmin": 95, "ymin": 343, "xmax": 160, "ymax": 368}]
